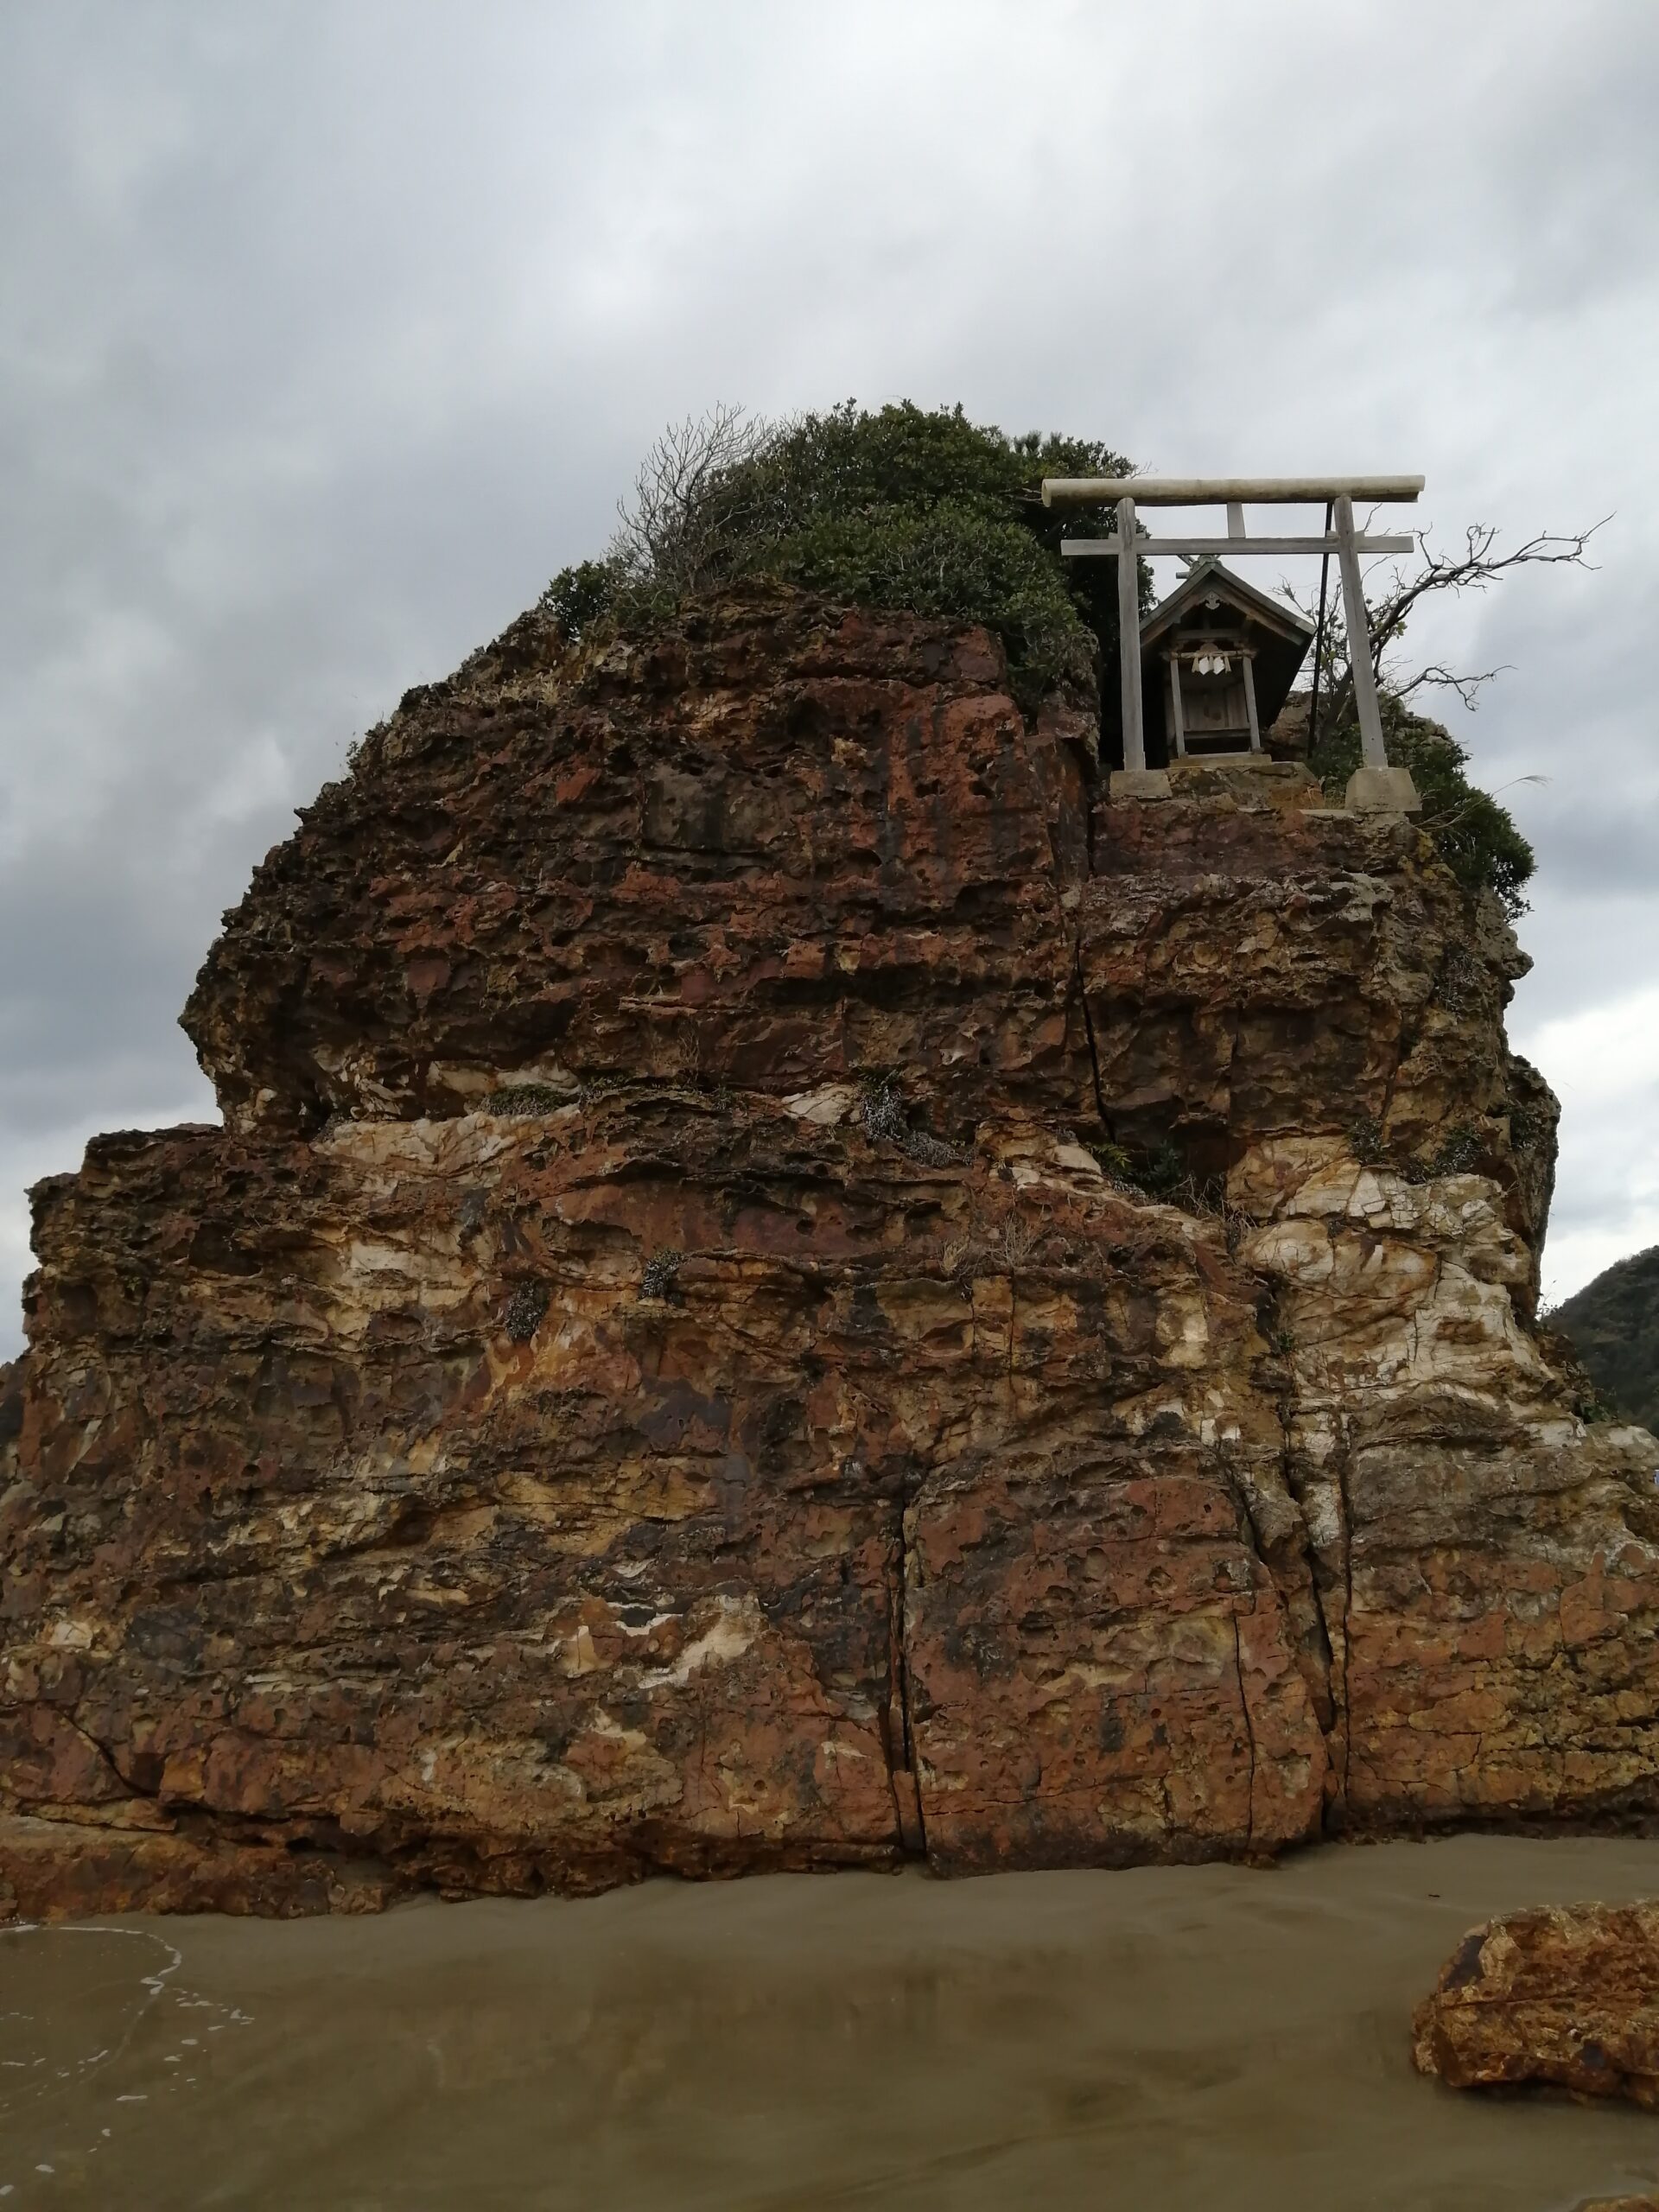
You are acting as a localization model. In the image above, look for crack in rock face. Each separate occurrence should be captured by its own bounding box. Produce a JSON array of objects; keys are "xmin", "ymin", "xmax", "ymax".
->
[{"xmin": 3, "ymin": 583, "xmax": 1658, "ymax": 1918}]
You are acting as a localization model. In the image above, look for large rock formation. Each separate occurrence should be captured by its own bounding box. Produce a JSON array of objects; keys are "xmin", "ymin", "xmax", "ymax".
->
[{"xmin": 4, "ymin": 585, "xmax": 1658, "ymax": 1917}]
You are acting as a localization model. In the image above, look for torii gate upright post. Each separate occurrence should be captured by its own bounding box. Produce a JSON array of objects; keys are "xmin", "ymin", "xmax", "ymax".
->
[
  {"xmin": 1042, "ymin": 474, "xmax": 1425, "ymax": 809},
  {"xmin": 1113, "ymin": 494, "xmax": 1143, "ymax": 770}
]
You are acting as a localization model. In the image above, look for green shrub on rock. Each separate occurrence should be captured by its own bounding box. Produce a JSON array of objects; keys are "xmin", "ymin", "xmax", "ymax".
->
[
  {"xmin": 542, "ymin": 401, "xmax": 1135, "ymax": 709},
  {"xmin": 1311, "ymin": 698, "xmax": 1536, "ymax": 917}
]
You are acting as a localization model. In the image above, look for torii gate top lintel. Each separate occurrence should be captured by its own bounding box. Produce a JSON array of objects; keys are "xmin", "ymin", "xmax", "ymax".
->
[
  {"xmin": 1041, "ymin": 472, "xmax": 1425, "ymax": 797},
  {"xmin": 1041, "ymin": 474, "xmax": 1424, "ymax": 508}
]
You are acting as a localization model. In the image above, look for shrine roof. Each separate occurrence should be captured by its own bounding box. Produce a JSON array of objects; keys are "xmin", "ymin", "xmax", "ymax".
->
[{"xmin": 1140, "ymin": 557, "xmax": 1316, "ymax": 647}]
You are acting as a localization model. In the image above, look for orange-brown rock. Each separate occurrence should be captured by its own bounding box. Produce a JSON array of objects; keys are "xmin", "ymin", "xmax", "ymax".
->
[
  {"xmin": 180, "ymin": 588, "xmax": 1096, "ymax": 1141},
  {"xmin": 4, "ymin": 586, "xmax": 1658, "ymax": 1916},
  {"xmin": 1414, "ymin": 1902, "xmax": 1659, "ymax": 2107}
]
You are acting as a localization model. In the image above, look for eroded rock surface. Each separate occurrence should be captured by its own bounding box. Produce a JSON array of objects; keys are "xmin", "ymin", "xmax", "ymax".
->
[
  {"xmin": 4, "ymin": 586, "xmax": 1658, "ymax": 1916},
  {"xmin": 181, "ymin": 589, "xmax": 1095, "ymax": 1141},
  {"xmin": 1414, "ymin": 1902, "xmax": 1659, "ymax": 2107}
]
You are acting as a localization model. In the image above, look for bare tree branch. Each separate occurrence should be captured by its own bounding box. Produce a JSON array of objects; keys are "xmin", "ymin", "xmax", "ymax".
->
[
  {"xmin": 1391, "ymin": 660, "xmax": 1512, "ymax": 709},
  {"xmin": 612, "ymin": 404, "xmax": 769, "ymax": 594},
  {"xmin": 1422, "ymin": 772, "xmax": 1549, "ymax": 834},
  {"xmin": 1291, "ymin": 517, "xmax": 1608, "ymax": 752}
]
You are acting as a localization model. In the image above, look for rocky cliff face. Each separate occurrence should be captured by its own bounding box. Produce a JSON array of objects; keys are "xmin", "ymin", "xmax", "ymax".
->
[{"xmin": 4, "ymin": 586, "xmax": 1658, "ymax": 1918}]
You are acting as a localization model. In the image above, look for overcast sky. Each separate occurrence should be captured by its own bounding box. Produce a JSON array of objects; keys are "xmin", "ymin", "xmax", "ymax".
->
[{"xmin": 3, "ymin": 0, "xmax": 1657, "ymax": 1358}]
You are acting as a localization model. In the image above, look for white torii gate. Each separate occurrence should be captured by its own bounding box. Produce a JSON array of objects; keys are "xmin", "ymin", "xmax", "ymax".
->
[{"xmin": 1041, "ymin": 474, "xmax": 1424, "ymax": 806}]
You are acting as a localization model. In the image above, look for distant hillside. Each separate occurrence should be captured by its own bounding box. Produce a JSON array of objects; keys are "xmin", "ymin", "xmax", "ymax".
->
[{"xmin": 1555, "ymin": 1246, "xmax": 1659, "ymax": 1433}]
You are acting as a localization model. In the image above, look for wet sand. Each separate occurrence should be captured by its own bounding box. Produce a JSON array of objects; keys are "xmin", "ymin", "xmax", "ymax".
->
[{"xmin": 3, "ymin": 1834, "xmax": 1659, "ymax": 2209}]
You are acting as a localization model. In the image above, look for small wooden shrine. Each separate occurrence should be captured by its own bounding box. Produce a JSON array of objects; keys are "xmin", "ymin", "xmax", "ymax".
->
[{"xmin": 1140, "ymin": 558, "xmax": 1313, "ymax": 760}]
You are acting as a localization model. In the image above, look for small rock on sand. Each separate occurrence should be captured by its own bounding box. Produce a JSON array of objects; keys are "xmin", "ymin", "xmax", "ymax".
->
[{"xmin": 1414, "ymin": 1900, "xmax": 1659, "ymax": 2109}]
